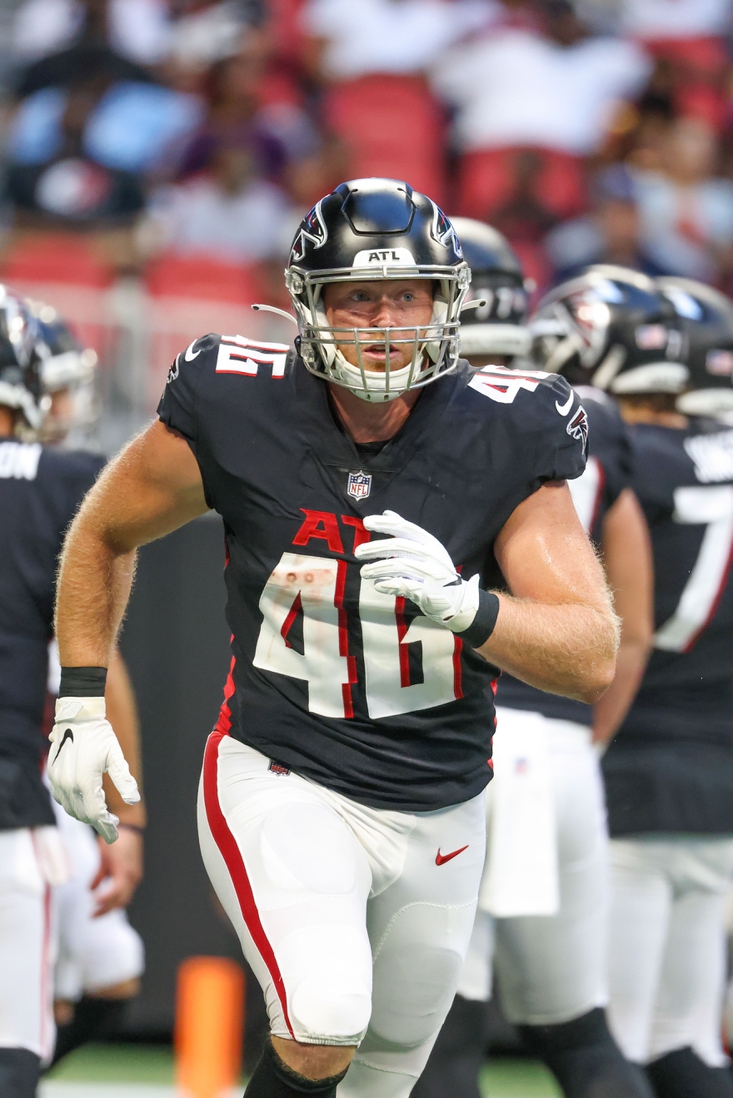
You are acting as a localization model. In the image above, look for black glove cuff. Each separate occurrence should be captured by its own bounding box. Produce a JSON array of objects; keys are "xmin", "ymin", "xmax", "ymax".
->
[
  {"xmin": 59, "ymin": 666, "xmax": 108, "ymax": 697},
  {"xmin": 456, "ymin": 590, "xmax": 500, "ymax": 649}
]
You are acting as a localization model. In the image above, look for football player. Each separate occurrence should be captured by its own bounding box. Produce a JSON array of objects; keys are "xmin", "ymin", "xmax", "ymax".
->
[
  {"xmin": 30, "ymin": 306, "xmax": 145, "ymax": 1069},
  {"xmin": 33, "ymin": 304, "xmax": 99, "ymax": 449},
  {"xmin": 0, "ymin": 289, "xmax": 145, "ymax": 1097},
  {"xmin": 415, "ymin": 253, "xmax": 657, "ymax": 1098},
  {"xmin": 600, "ymin": 276, "xmax": 733, "ymax": 1098},
  {"xmin": 48, "ymin": 179, "xmax": 618, "ymax": 1098}
]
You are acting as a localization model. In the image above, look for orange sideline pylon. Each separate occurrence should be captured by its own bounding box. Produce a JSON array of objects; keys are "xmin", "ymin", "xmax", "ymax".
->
[{"xmin": 176, "ymin": 956, "xmax": 245, "ymax": 1098}]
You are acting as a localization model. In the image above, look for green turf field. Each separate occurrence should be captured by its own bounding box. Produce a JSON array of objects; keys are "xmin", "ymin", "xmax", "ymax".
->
[{"xmin": 41, "ymin": 1043, "xmax": 562, "ymax": 1096}]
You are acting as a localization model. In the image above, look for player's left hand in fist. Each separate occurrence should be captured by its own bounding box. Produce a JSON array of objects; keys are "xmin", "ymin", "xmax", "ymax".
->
[
  {"xmin": 355, "ymin": 510, "xmax": 500, "ymax": 646},
  {"xmin": 48, "ymin": 696, "xmax": 140, "ymax": 844}
]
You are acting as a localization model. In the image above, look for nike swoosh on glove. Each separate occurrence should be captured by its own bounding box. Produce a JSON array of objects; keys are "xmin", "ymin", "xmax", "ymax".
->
[
  {"xmin": 47, "ymin": 697, "xmax": 140, "ymax": 844},
  {"xmin": 355, "ymin": 510, "xmax": 480, "ymax": 631}
]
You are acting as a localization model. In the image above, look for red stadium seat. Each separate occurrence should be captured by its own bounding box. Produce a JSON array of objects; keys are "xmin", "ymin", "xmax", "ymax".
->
[
  {"xmin": 0, "ymin": 231, "xmax": 114, "ymax": 288},
  {"xmin": 324, "ymin": 75, "xmax": 447, "ymax": 205},
  {"xmin": 145, "ymin": 254, "xmax": 264, "ymax": 306},
  {"xmin": 457, "ymin": 147, "xmax": 587, "ymax": 224},
  {"xmin": 640, "ymin": 36, "xmax": 732, "ymax": 131},
  {"xmin": 0, "ymin": 232, "xmax": 117, "ymax": 362},
  {"xmin": 145, "ymin": 253, "xmax": 272, "ymax": 406}
]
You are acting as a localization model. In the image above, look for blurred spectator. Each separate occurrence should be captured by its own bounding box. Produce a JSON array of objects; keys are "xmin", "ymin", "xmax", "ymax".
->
[
  {"xmin": 617, "ymin": 0, "xmax": 732, "ymax": 131},
  {"xmin": 146, "ymin": 137, "xmax": 295, "ymax": 263},
  {"xmin": 301, "ymin": 0, "xmax": 491, "ymax": 204},
  {"xmin": 167, "ymin": 0, "xmax": 265, "ymax": 73},
  {"xmin": 433, "ymin": 1, "xmax": 651, "ymax": 225},
  {"xmin": 12, "ymin": 0, "xmax": 172, "ymax": 68},
  {"xmin": 545, "ymin": 163, "xmax": 670, "ymax": 282},
  {"xmin": 632, "ymin": 115, "xmax": 733, "ymax": 283},
  {"xmin": 5, "ymin": 73, "xmax": 201, "ymax": 227},
  {"xmin": 172, "ymin": 46, "xmax": 331, "ymax": 206}
]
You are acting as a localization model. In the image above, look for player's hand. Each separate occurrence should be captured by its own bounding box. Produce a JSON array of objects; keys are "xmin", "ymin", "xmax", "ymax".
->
[
  {"xmin": 91, "ymin": 827, "xmax": 143, "ymax": 916},
  {"xmin": 355, "ymin": 510, "xmax": 480, "ymax": 630},
  {"xmin": 48, "ymin": 697, "xmax": 140, "ymax": 845}
]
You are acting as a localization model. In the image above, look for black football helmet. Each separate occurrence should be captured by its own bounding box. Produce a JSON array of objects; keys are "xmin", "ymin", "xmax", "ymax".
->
[
  {"xmin": 530, "ymin": 265, "xmax": 688, "ymax": 393},
  {"xmin": 450, "ymin": 217, "xmax": 531, "ymax": 359},
  {"xmin": 0, "ymin": 286, "xmax": 42, "ymax": 431},
  {"xmin": 285, "ymin": 178, "xmax": 470, "ymax": 402},
  {"xmin": 31, "ymin": 302, "xmax": 99, "ymax": 444},
  {"xmin": 656, "ymin": 277, "xmax": 733, "ymax": 415}
]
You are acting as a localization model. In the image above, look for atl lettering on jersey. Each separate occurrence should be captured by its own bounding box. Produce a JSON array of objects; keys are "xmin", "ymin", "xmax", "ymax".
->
[{"xmin": 158, "ymin": 337, "xmax": 587, "ymax": 811}]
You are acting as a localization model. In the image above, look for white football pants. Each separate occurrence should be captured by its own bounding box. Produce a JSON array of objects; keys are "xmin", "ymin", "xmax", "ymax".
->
[
  {"xmin": 458, "ymin": 711, "xmax": 610, "ymax": 1025},
  {"xmin": 197, "ymin": 731, "xmax": 486, "ymax": 1098},
  {"xmin": 0, "ymin": 829, "xmax": 57, "ymax": 1061},
  {"xmin": 52, "ymin": 804, "xmax": 144, "ymax": 1001},
  {"xmin": 607, "ymin": 836, "xmax": 733, "ymax": 1066}
]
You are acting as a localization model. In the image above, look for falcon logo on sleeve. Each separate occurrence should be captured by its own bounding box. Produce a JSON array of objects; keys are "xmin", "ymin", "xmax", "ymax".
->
[{"xmin": 567, "ymin": 405, "xmax": 589, "ymax": 454}]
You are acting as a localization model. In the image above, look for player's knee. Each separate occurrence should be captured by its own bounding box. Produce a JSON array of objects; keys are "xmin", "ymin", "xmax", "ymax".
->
[
  {"xmin": 370, "ymin": 942, "xmax": 464, "ymax": 1049},
  {"xmin": 290, "ymin": 972, "xmax": 372, "ymax": 1043},
  {"xmin": 271, "ymin": 1036, "xmax": 355, "ymax": 1082}
]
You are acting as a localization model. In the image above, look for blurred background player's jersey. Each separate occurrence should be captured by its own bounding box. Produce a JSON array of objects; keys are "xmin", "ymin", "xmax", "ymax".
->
[
  {"xmin": 0, "ymin": 439, "xmax": 104, "ymax": 829},
  {"xmin": 157, "ymin": 337, "xmax": 587, "ymax": 812},
  {"xmin": 604, "ymin": 422, "xmax": 733, "ymax": 836},
  {"xmin": 496, "ymin": 388, "xmax": 633, "ymax": 727}
]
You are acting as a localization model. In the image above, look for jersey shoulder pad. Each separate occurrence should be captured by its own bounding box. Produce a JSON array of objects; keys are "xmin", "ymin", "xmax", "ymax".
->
[
  {"xmin": 159, "ymin": 332, "xmax": 293, "ymax": 441},
  {"xmin": 166, "ymin": 332, "xmax": 220, "ymax": 386},
  {"xmin": 467, "ymin": 365, "xmax": 586, "ymax": 438},
  {"xmin": 465, "ymin": 365, "xmax": 588, "ymax": 482},
  {"xmin": 167, "ymin": 332, "xmax": 291, "ymax": 384}
]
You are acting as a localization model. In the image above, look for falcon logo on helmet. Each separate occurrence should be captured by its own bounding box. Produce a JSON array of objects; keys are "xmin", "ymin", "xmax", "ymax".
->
[
  {"xmin": 529, "ymin": 265, "xmax": 688, "ymax": 396},
  {"xmin": 290, "ymin": 200, "xmax": 329, "ymax": 265},
  {"xmin": 285, "ymin": 178, "xmax": 470, "ymax": 403}
]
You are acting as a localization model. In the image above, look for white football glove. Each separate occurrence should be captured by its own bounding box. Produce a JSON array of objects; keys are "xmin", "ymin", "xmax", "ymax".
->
[
  {"xmin": 47, "ymin": 696, "xmax": 140, "ymax": 844},
  {"xmin": 355, "ymin": 510, "xmax": 480, "ymax": 630}
]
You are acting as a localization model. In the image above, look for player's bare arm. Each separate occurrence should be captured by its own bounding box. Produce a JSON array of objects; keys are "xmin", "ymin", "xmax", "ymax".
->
[
  {"xmin": 483, "ymin": 480, "xmax": 619, "ymax": 703},
  {"xmin": 592, "ymin": 488, "xmax": 653, "ymax": 745},
  {"xmin": 49, "ymin": 423, "xmax": 207, "ymax": 843}
]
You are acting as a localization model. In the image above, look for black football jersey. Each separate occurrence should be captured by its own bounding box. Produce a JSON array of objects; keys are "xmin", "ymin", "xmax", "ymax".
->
[
  {"xmin": 0, "ymin": 440, "xmax": 104, "ymax": 829},
  {"xmin": 157, "ymin": 337, "xmax": 587, "ymax": 811},
  {"xmin": 603, "ymin": 419, "xmax": 733, "ymax": 835},
  {"xmin": 497, "ymin": 387, "xmax": 633, "ymax": 725}
]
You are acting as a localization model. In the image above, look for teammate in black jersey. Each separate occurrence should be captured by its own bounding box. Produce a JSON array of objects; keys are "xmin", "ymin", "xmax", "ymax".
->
[
  {"xmin": 32, "ymin": 308, "xmax": 146, "ymax": 1073},
  {"xmin": 597, "ymin": 276, "xmax": 733, "ymax": 1098},
  {"xmin": 49, "ymin": 179, "xmax": 617, "ymax": 1098},
  {"xmin": 0, "ymin": 291, "xmax": 145, "ymax": 1097},
  {"xmin": 415, "ymin": 241, "xmax": 656, "ymax": 1098}
]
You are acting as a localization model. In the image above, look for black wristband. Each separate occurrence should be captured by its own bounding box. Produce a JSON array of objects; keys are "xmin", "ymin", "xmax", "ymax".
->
[
  {"xmin": 118, "ymin": 822, "xmax": 145, "ymax": 835},
  {"xmin": 456, "ymin": 590, "xmax": 500, "ymax": 649},
  {"xmin": 59, "ymin": 666, "xmax": 108, "ymax": 697}
]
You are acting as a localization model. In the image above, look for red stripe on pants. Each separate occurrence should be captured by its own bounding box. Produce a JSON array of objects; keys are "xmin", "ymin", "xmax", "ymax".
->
[{"xmin": 202, "ymin": 730, "xmax": 294, "ymax": 1037}]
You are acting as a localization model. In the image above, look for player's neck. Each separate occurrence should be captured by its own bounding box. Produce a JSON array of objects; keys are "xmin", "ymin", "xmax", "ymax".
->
[
  {"xmin": 327, "ymin": 384, "xmax": 421, "ymax": 444},
  {"xmin": 0, "ymin": 406, "xmax": 16, "ymax": 437},
  {"xmin": 618, "ymin": 397, "xmax": 688, "ymax": 429}
]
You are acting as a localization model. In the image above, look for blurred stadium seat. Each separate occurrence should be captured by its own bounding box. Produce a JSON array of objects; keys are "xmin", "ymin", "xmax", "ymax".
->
[
  {"xmin": 324, "ymin": 74, "xmax": 446, "ymax": 205},
  {"xmin": 145, "ymin": 254, "xmax": 270, "ymax": 404}
]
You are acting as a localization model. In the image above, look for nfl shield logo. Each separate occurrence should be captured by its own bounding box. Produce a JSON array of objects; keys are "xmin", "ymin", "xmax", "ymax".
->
[{"xmin": 347, "ymin": 470, "xmax": 372, "ymax": 500}]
